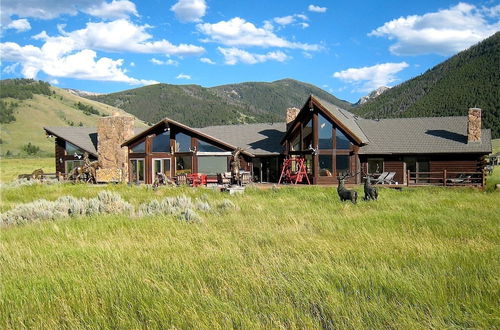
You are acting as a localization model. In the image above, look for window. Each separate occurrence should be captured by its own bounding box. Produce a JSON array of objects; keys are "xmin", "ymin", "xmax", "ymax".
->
[
  {"xmin": 131, "ymin": 141, "xmax": 145, "ymax": 153},
  {"xmin": 65, "ymin": 160, "xmax": 84, "ymax": 174},
  {"xmin": 152, "ymin": 131, "xmax": 170, "ymax": 153},
  {"xmin": 336, "ymin": 129, "xmax": 350, "ymax": 149},
  {"xmin": 336, "ymin": 155, "xmax": 349, "ymax": 174},
  {"xmin": 198, "ymin": 139, "xmax": 225, "ymax": 153},
  {"xmin": 65, "ymin": 142, "xmax": 85, "ymax": 155},
  {"xmin": 303, "ymin": 119, "xmax": 313, "ymax": 149},
  {"xmin": 318, "ymin": 114, "xmax": 333, "ymax": 149},
  {"xmin": 153, "ymin": 158, "xmax": 171, "ymax": 177},
  {"xmin": 291, "ymin": 133, "xmax": 300, "ymax": 151},
  {"xmin": 198, "ymin": 156, "xmax": 228, "ymax": 174},
  {"xmin": 319, "ymin": 154, "xmax": 333, "ymax": 176},
  {"xmin": 368, "ymin": 158, "xmax": 383, "ymax": 174},
  {"xmin": 175, "ymin": 132, "xmax": 191, "ymax": 152},
  {"xmin": 130, "ymin": 159, "xmax": 145, "ymax": 182},
  {"xmin": 176, "ymin": 155, "xmax": 192, "ymax": 175}
]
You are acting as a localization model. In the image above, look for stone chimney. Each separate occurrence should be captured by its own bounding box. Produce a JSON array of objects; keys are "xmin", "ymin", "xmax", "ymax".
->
[
  {"xmin": 97, "ymin": 115, "xmax": 135, "ymax": 182},
  {"xmin": 286, "ymin": 107, "xmax": 300, "ymax": 129},
  {"xmin": 467, "ymin": 108, "xmax": 482, "ymax": 143}
]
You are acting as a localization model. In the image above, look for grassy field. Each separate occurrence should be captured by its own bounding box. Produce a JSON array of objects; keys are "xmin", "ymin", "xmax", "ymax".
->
[{"xmin": 1, "ymin": 158, "xmax": 499, "ymax": 328}]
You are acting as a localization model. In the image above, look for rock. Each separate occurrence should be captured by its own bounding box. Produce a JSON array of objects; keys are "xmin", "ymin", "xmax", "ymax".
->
[{"xmin": 96, "ymin": 168, "xmax": 122, "ymax": 183}]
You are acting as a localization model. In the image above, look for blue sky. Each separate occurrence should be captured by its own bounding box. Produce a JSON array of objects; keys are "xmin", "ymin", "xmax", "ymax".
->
[{"xmin": 1, "ymin": 0, "xmax": 499, "ymax": 103}]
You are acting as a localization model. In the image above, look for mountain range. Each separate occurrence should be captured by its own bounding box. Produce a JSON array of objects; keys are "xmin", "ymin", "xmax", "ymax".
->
[{"xmin": 1, "ymin": 32, "xmax": 498, "ymax": 157}]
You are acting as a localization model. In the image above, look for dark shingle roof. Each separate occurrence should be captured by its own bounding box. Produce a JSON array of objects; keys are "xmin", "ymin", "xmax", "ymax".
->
[
  {"xmin": 357, "ymin": 116, "xmax": 492, "ymax": 154},
  {"xmin": 44, "ymin": 126, "xmax": 145, "ymax": 156},
  {"xmin": 198, "ymin": 122, "xmax": 286, "ymax": 155}
]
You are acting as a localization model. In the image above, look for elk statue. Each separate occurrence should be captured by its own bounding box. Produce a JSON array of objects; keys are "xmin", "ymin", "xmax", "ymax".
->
[
  {"xmin": 363, "ymin": 173, "xmax": 378, "ymax": 201},
  {"xmin": 230, "ymin": 148, "xmax": 242, "ymax": 186},
  {"xmin": 337, "ymin": 172, "xmax": 358, "ymax": 204}
]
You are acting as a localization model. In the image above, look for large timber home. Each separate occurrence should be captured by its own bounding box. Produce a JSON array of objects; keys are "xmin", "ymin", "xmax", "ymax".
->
[{"xmin": 44, "ymin": 95, "xmax": 492, "ymax": 186}]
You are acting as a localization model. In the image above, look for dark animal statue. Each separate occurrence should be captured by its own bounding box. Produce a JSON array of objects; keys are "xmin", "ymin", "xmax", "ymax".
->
[
  {"xmin": 337, "ymin": 173, "xmax": 358, "ymax": 204},
  {"xmin": 363, "ymin": 175, "xmax": 378, "ymax": 201}
]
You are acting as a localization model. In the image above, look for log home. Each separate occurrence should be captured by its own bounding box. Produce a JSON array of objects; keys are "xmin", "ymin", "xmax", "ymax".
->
[{"xmin": 44, "ymin": 95, "xmax": 492, "ymax": 186}]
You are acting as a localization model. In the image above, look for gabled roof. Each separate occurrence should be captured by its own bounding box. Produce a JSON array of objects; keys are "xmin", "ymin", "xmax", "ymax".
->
[
  {"xmin": 44, "ymin": 126, "xmax": 145, "ymax": 157},
  {"xmin": 198, "ymin": 122, "xmax": 286, "ymax": 155},
  {"xmin": 121, "ymin": 117, "xmax": 256, "ymax": 157},
  {"xmin": 281, "ymin": 95, "xmax": 369, "ymax": 145},
  {"xmin": 357, "ymin": 116, "xmax": 492, "ymax": 154}
]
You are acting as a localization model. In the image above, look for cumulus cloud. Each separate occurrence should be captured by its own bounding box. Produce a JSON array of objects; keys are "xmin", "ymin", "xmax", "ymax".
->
[
  {"xmin": 82, "ymin": 0, "xmax": 138, "ymax": 19},
  {"xmin": 171, "ymin": 0, "xmax": 207, "ymax": 23},
  {"xmin": 200, "ymin": 57, "xmax": 215, "ymax": 64},
  {"xmin": 333, "ymin": 62, "xmax": 409, "ymax": 92},
  {"xmin": 369, "ymin": 2, "xmax": 500, "ymax": 55},
  {"xmin": 150, "ymin": 58, "xmax": 179, "ymax": 66},
  {"xmin": 0, "ymin": 0, "xmax": 136, "ymax": 24},
  {"xmin": 176, "ymin": 73, "xmax": 191, "ymax": 79},
  {"xmin": 0, "ymin": 42, "xmax": 157, "ymax": 85},
  {"xmin": 197, "ymin": 17, "xmax": 321, "ymax": 51},
  {"xmin": 6, "ymin": 18, "xmax": 31, "ymax": 32},
  {"xmin": 45, "ymin": 19, "xmax": 205, "ymax": 55},
  {"xmin": 218, "ymin": 47, "xmax": 289, "ymax": 65},
  {"xmin": 273, "ymin": 14, "xmax": 309, "ymax": 28},
  {"xmin": 308, "ymin": 5, "xmax": 327, "ymax": 13}
]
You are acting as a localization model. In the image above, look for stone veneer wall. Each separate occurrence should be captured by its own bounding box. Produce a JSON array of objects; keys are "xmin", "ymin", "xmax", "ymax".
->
[
  {"xmin": 97, "ymin": 115, "xmax": 135, "ymax": 182},
  {"xmin": 286, "ymin": 107, "xmax": 300, "ymax": 129},
  {"xmin": 467, "ymin": 108, "xmax": 482, "ymax": 143}
]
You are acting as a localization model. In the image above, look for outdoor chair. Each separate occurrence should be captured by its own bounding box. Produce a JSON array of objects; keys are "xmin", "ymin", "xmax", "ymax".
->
[
  {"xmin": 447, "ymin": 173, "xmax": 472, "ymax": 184},
  {"xmin": 372, "ymin": 172, "xmax": 388, "ymax": 184},
  {"xmin": 217, "ymin": 172, "xmax": 231, "ymax": 185},
  {"xmin": 382, "ymin": 172, "xmax": 396, "ymax": 184}
]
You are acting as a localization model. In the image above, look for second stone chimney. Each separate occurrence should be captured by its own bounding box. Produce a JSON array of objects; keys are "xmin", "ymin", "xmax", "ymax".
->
[
  {"xmin": 467, "ymin": 108, "xmax": 482, "ymax": 143},
  {"xmin": 286, "ymin": 107, "xmax": 300, "ymax": 129},
  {"xmin": 97, "ymin": 114, "xmax": 135, "ymax": 182}
]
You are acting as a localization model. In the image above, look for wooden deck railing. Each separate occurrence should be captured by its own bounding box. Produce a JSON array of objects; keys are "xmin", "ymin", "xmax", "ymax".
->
[{"xmin": 407, "ymin": 170, "xmax": 484, "ymax": 187}]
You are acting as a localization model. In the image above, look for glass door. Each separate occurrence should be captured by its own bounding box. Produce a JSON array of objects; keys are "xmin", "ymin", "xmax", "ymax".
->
[{"xmin": 152, "ymin": 158, "xmax": 171, "ymax": 178}]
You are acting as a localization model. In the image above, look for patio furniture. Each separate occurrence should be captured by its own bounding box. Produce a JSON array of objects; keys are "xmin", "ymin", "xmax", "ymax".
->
[
  {"xmin": 371, "ymin": 172, "xmax": 389, "ymax": 184},
  {"xmin": 382, "ymin": 172, "xmax": 396, "ymax": 184},
  {"xmin": 187, "ymin": 173, "xmax": 207, "ymax": 187},
  {"xmin": 447, "ymin": 173, "xmax": 472, "ymax": 184},
  {"xmin": 217, "ymin": 172, "xmax": 232, "ymax": 185}
]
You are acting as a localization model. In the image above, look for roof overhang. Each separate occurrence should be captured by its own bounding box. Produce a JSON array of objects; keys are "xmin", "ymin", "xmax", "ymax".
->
[{"xmin": 44, "ymin": 127, "xmax": 98, "ymax": 157}]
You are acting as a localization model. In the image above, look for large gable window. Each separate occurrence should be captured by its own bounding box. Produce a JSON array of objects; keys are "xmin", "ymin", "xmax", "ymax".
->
[
  {"xmin": 175, "ymin": 133, "xmax": 191, "ymax": 152},
  {"xmin": 336, "ymin": 129, "xmax": 350, "ymax": 149},
  {"xmin": 152, "ymin": 131, "xmax": 170, "ymax": 153},
  {"xmin": 318, "ymin": 114, "xmax": 333, "ymax": 149},
  {"xmin": 65, "ymin": 142, "xmax": 85, "ymax": 155},
  {"xmin": 198, "ymin": 139, "xmax": 225, "ymax": 153},
  {"xmin": 131, "ymin": 141, "xmax": 145, "ymax": 153}
]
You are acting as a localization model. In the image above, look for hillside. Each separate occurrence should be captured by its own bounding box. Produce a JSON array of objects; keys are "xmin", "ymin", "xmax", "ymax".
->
[
  {"xmin": 354, "ymin": 32, "xmax": 500, "ymax": 138},
  {"xmin": 88, "ymin": 79, "xmax": 352, "ymax": 127},
  {"xmin": 0, "ymin": 79, "xmax": 147, "ymax": 157}
]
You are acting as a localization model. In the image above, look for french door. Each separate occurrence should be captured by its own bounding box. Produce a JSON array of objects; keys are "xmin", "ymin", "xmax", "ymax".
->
[{"xmin": 152, "ymin": 158, "xmax": 171, "ymax": 178}]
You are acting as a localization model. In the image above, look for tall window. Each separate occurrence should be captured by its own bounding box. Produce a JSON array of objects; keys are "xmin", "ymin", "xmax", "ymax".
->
[
  {"xmin": 318, "ymin": 114, "xmax": 333, "ymax": 149},
  {"xmin": 319, "ymin": 155, "xmax": 333, "ymax": 176},
  {"xmin": 336, "ymin": 129, "xmax": 350, "ymax": 149},
  {"xmin": 368, "ymin": 158, "xmax": 383, "ymax": 174},
  {"xmin": 130, "ymin": 159, "xmax": 145, "ymax": 182},
  {"xmin": 152, "ymin": 131, "xmax": 170, "ymax": 153},
  {"xmin": 336, "ymin": 155, "xmax": 349, "ymax": 174},
  {"xmin": 176, "ymin": 155, "xmax": 192, "ymax": 175},
  {"xmin": 66, "ymin": 160, "xmax": 84, "ymax": 173},
  {"xmin": 198, "ymin": 156, "xmax": 228, "ymax": 174},
  {"xmin": 303, "ymin": 119, "xmax": 313, "ymax": 149},
  {"xmin": 153, "ymin": 158, "xmax": 171, "ymax": 176},
  {"xmin": 175, "ymin": 133, "xmax": 191, "ymax": 152}
]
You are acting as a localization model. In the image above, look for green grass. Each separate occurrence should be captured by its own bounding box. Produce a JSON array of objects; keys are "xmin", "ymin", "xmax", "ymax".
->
[
  {"xmin": 0, "ymin": 157, "xmax": 54, "ymax": 183},
  {"xmin": 1, "ymin": 164, "xmax": 499, "ymax": 328},
  {"xmin": 492, "ymin": 138, "xmax": 500, "ymax": 154}
]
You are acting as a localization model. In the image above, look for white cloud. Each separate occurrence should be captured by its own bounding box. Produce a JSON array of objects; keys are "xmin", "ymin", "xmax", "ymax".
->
[
  {"xmin": 49, "ymin": 79, "xmax": 59, "ymax": 84},
  {"xmin": 308, "ymin": 5, "xmax": 327, "ymax": 13},
  {"xmin": 299, "ymin": 22, "xmax": 309, "ymax": 29},
  {"xmin": 130, "ymin": 61, "xmax": 135, "ymax": 67},
  {"xmin": 333, "ymin": 62, "xmax": 409, "ymax": 92},
  {"xmin": 197, "ymin": 17, "xmax": 321, "ymax": 51},
  {"xmin": 218, "ymin": 47, "xmax": 289, "ymax": 65},
  {"xmin": 273, "ymin": 14, "xmax": 309, "ymax": 28},
  {"xmin": 171, "ymin": 0, "xmax": 207, "ymax": 23},
  {"xmin": 176, "ymin": 73, "xmax": 191, "ymax": 79},
  {"xmin": 82, "ymin": 0, "xmax": 138, "ymax": 19},
  {"xmin": 6, "ymin": 18, "xmax": 31, "ymax": 32},
  {"xmin": 2, "ymin": 62, "xmax": 19, "ymax": 74},
  {"xmin": 36, "ymin": 19, "xmax": 205, "ymax": 56},
  {"xmin": 200, "ymin": 57, "xmax": 215, "ymax": 64},
  {"xmin": 0, "ymin": 41, "xmax": 157, "ymax": 85},
  {"xmin": 150, "ymin": 58, "xmax": 179, "ymax": 66},
  {"xmin": 369, "ymin": 2, "xmax": 500, "ymax": 55}
]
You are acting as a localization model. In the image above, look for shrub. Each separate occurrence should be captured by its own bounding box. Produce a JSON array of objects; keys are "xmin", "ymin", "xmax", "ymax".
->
[
  {"xmin": 22, "ymin": 142, "xmax": 40, "ymax": 155},
  {"xmin": 195, "ymin": 199, "xmax": 211, "ymax": 212},
  {"xmin": 217, "ymin": 199, "xmax": 236, "ymax": 212},
  {"xmin": 95, "ymin": 191, "xmax": 133, "ymax": 215},
  {"xmin": 178, "ymin": 209, "xmax": 202, "ymax": 222}
]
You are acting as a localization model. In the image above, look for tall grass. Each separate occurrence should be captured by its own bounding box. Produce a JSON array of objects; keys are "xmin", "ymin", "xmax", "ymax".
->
[{"xmin": 1, "ymin": 181, "xmax": 499, "ymax": 328}]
